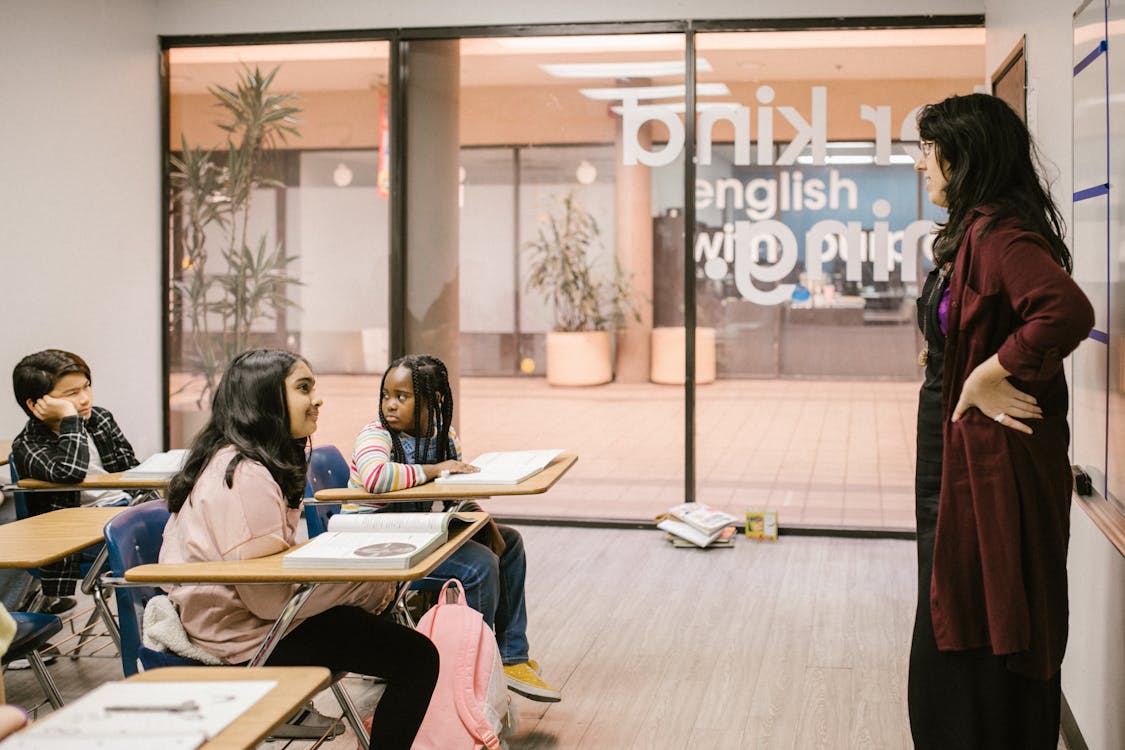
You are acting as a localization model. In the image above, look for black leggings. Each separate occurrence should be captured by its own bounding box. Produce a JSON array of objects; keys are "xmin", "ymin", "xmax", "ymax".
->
[{"xmin": 263, "ymin": 605, "xmax": 439, "ymax": 750}]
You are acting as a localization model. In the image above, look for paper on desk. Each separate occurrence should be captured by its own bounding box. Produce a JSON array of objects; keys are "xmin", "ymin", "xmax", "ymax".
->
[{"xmin": 0, "ymin": 680, "xmax": 276, "ymax": 748}]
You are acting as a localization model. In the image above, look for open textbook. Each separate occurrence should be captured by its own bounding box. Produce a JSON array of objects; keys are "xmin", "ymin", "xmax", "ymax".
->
[
  {"xmin": 283, "ymin": 512, "xmax": 475, "ymax": 569},
  {"xmin": 433, "ymin": 449, "xmax": 564, "ymax": 485},
  {"xmin": 0, "ymin": 679, "xmax": 276, "ymax": 750},
  {"xmin": 121, "ymin": 449, "xmax": 190, "ymax": 480}
]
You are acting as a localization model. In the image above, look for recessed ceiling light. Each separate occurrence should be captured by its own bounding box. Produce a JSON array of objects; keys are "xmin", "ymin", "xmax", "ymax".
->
[
  {"xmin": 608, "ymin": 101, "xmax": 740, "ymax": 115},
  {"xmin": 540, "ymin": 59, "xmax": 713, "ymax": 79},
  {"xmin": 580, "ymin": 83, "xmax": 730, "ymax": 101}
]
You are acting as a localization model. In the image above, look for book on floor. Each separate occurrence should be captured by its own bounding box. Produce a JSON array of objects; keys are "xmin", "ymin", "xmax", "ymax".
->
[
  {"xmin": 432, "ymin": 449, "xmax": 564, "ymax": 485},
  {"xmin": 655, "ymin": 502, "xmax": 739, "ymax": 548},
  {"xmin": 0, "ymin": 679, "xmax": 276, "ymax": 750},
  {"xmin": 655, "ymin": 517, "xmax": 732, "ymax": 548},
  {"xmin": 745, "ymin": 509, "xmax": 779, "ymax": 540},
  {"xmin": 283, "ymin": 511, "xmax": 475, "ymax": 569},
  {"xmin": 664, "ymin": 526, "xmax": 736, "ymax": 549},
  {"xmin": 121, "ymin": 449, "xmax": 190, "ymax": 480},
  {"xmin": 664, "ymin": 502, "xmax": 740, "ymax": 535}
]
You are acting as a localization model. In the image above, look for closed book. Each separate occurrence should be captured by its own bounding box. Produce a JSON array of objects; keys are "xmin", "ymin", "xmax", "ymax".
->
[
  {"xmin": 656, "ymin": 518, "xmax": 727, "ymax": 548},
  {"xmin": 121, "ymin": 449, "xmax": 190, "ymax": 480}
]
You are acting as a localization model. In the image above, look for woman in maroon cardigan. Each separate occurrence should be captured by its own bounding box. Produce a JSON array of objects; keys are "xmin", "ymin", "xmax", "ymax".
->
[{"xmin": 909, "ymin": 93, "xmax": 1094, "ymax": 749}]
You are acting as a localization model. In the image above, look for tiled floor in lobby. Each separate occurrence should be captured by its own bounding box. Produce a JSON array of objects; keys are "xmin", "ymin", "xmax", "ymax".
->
[{"xmin": 307, "ymin": 375, "xmax": 922, "ymax": 531}]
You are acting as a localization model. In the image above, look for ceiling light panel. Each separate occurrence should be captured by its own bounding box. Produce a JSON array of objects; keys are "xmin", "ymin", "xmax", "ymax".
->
[
  {"xmin": 540, "ymin": 59, "xmax": 712, "ymax": 78},
  {"xmin": 579, "ymin": 83, "xmax": 730, "ymax": 100}
]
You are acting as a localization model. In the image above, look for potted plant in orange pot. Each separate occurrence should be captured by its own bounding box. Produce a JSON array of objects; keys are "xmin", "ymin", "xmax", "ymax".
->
[{"xmin": 524, "ymin": 192, "xmax": 637, "ymax": 386}]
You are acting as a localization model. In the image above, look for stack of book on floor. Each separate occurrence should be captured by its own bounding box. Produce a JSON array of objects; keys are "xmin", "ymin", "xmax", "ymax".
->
[{"xmin": 655, "ymin": 502, "xmax": 740, "ymax": 549}]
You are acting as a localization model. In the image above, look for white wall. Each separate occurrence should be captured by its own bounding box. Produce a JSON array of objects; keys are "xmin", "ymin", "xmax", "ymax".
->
[
  {"xmin": 0, "ymin": 0, "xmax": 162, "ymax": 456},
  {"xmin": 985, "ymin": 1, "xmax": 1125, "ymax": 747}
]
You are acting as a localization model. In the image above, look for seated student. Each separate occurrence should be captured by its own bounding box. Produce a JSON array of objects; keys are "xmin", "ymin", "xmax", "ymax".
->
[
  {"xmin": 161, "ymin": 349, "xmax": 438, "ymax": 750},
  {"xmin": 351, "ymin": 353, "xmax": 561, "ymax": 702},
  {"xmin": 11, "ymin": 349, "xmax": 139, "ymax": 613}
]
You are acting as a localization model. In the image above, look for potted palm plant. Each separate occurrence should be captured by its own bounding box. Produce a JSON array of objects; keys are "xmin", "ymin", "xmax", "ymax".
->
[
  {"xmin": 524, "ymin": 192, "xmax": 637, "ymax": 386},
  {"xmin": 169, "ymin": 66, "xmax": 302, "ymax": 438}
]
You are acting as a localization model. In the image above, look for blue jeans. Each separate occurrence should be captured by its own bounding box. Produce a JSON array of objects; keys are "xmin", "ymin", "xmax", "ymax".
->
[{"xmin": 429, "ymin": 524, "xmax": 529, "ymax": 664}]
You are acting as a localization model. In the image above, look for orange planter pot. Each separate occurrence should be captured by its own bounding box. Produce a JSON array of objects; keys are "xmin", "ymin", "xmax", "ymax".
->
[{"xmin": 545, "ymin": 330, "xmax": 613, "ymax": 386}]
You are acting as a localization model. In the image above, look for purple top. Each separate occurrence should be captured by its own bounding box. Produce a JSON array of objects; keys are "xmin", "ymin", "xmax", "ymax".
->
[{"xmin": 938, "ymin": 286, "xmax": 951, "ymax": 336}]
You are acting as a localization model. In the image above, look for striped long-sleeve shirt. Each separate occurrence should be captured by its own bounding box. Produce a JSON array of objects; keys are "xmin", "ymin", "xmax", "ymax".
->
[{"xmin": 349, "ymin": 419, "xmax": 461, "ymax": 494}]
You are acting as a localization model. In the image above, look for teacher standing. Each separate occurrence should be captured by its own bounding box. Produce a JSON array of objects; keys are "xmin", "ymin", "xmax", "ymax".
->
[{"xmin": 909, "ymin": 93, "xmax": 1094, "ymax": 749}]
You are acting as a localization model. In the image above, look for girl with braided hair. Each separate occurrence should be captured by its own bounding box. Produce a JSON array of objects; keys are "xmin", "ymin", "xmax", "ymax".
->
[{"xmin": 351, "ymin": 354, "xmax": 562, "ymax": 703}]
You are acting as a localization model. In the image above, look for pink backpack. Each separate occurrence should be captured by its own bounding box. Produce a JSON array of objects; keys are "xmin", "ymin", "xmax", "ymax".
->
[{"xmin": 412, "ymin": 579, "xmax": 512, "ymax": 750}]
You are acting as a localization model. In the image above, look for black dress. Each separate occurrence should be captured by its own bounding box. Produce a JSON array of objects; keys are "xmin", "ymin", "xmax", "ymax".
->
[{"xmin": 908, "ymin": 265, "xmax": 1061, "ymax": 750}]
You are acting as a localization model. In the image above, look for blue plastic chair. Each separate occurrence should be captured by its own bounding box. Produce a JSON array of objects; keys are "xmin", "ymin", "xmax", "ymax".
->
[
  {"xmin": 303, "ymin": 445, "xmax": 348, "ymax": 537},
  {"xmin": 102, "ymin": 499, "xmax": 176, "ymax": 677},
  {"xmin": 2, "ymin": 611, "xmax": 64, "ymax": 708}
]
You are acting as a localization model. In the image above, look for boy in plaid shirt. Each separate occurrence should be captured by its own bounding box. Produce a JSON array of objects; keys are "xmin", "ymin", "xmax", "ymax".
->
[{"xmin": 10, "ymin": 350, "xmax": 137, "ymax": 613}]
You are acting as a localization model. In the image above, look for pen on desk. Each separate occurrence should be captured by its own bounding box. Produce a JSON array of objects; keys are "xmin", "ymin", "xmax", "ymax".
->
[{"xmin": 104, "ymin": 700, "xmax": 200, "ymax": 713}]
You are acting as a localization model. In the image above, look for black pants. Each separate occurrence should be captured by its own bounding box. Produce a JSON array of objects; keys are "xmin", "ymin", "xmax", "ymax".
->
[
  {"xmin": 910, "ymin": 395, "xmax": 1060, "ymax": 750},
  {"xmin": 264, "ymin": 605, "xmax": 439, "ymax": 750}
]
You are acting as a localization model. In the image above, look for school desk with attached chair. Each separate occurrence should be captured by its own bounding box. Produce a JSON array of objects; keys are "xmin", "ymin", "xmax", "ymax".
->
[
  {"xmin": 0, "ymin": 506, "xmax": 127, "ymax": 705},
  {"xmin": 113, "ymin": 508, "xmax": 489, "ymax": 750}
]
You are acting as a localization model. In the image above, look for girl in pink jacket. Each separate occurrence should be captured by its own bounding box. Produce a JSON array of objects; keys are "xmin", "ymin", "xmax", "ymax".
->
[{"xmin": 161, "ymin": 349, "xmax": 438, "ymax": 750}]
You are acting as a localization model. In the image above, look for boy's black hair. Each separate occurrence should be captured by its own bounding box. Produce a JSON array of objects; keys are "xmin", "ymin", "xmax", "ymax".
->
[
  {"xmin": 167, "ymin": 349, "xmax": 311, "ymax": 513},
  {"xmin": 12, "ymin": 349, "xmax": 92, "ymax": 419},
  {"xmin": 379, "ymin": 354, "xmax": 454, "ymax": 465}
]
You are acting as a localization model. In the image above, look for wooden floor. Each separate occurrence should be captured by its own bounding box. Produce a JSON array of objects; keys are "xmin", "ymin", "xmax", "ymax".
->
[{"xmin": 2, "ymin": 525, "xmax": 1067, "ymax": 749}]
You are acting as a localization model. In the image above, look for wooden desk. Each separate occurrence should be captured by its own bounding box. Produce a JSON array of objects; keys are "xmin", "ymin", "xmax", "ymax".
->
[
  {"xmin": 313, "ymin": 453, "xmax": 578, "ymax": 503},
  {"xmin": 0, "ymin": 506, "xmax": 127, "ymax": 568},
  {"xmin": 127, "ymin": 666, "xmax": 332, "ymax": 750},
  {"xmin": 125, "ymin": 512, "xmax": 489, "ymax": 667},
  {"xmin": 18, "ymin": 471, "xmax": 171, "ymax": 492}
]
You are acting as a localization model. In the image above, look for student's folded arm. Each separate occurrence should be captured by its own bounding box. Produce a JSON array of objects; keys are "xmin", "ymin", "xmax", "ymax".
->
[
  {"xmin": 353, "ymin": 426, "xmax": 426, "ymax": 493},
  {"xmin": 97, "ymin": 409, "xmax": 139, "ymax": 472},
  {"xmin": 22, "ymin": 417, "xmax": 90, "ymax": 483}
]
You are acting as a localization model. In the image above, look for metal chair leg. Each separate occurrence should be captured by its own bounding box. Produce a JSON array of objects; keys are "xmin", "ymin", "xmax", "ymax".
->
[
  {"xmin": 330, "ymin": 681, "xmax": 369, "ymax": 750},
  {"xmin": 26, "ymin": 650, "xmax": 64, "ymax": 709}
]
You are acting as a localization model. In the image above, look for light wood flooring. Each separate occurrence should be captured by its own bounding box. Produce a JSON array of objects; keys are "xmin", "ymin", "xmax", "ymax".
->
[{"xmin": 2, "ymin": 526, "xmax": 1067, "ymax": 749}]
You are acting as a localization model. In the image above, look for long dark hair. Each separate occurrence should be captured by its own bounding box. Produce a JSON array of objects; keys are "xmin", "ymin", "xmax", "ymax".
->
[
  {"xmin": 168, "ymin": 349, "xmax": 310, "ymax": 512},
  {"xmin": 917, "ymin": 93, "xmax": 1072, "ymax": 273},
  {"xmin": 379, "ymin": 354, "xmax": 454, "ymax": 464}
]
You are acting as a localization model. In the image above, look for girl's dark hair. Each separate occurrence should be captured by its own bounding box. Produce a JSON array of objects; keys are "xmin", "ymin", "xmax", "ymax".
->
[
  {"xmin": 379, "ymin": 354, "xmax": 454, "ymax": 464},
  {"xmin": 917, "ymin": 92, "xmax": 1072, "ymax": 273},
  {"xmin": 168, "ymin": 349, "xmax": 310, "ymax": 513}
]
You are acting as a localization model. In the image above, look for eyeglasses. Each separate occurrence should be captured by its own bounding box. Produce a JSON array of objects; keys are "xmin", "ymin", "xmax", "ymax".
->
[{"xmin": 919, "ymin": 140, "xmax": 936, "ymax": 158}]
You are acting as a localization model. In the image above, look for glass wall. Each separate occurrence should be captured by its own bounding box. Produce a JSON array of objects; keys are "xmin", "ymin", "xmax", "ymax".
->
[
  {"xmin": 454, "ymin": 35, "xmax": 687, "ymax": 519},
  {"xmin": 688, "ymin": 29, "xmax": 982, "ymax": 528},
  {"xmin": 166, "ymin": 41, "xmax": 392, "ymax": 451},
  {"xmin": 162, "ymin": 25, "xmax": 988, "ymax": 529}
]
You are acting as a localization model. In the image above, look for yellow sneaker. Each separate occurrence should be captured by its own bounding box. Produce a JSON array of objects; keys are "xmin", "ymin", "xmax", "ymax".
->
[{"xmin": 503, "ymin": 661, "xmax": 561, "ymax": 702}]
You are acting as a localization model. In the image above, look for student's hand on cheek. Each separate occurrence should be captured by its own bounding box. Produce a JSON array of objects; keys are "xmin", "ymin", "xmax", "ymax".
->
[{"xmin": 30, "ymin": 395, "xmax": 77, "ymax": 422}]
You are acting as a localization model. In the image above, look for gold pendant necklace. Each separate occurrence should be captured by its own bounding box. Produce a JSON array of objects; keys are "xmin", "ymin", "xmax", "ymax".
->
[{"xmin": 918, "ymin": 262, "xmax": 953, "ymax": 367}]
